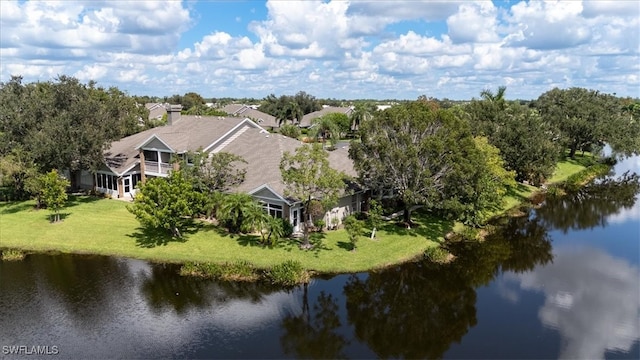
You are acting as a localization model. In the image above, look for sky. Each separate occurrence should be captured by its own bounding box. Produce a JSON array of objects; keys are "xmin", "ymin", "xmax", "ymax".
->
[{"xmin": 1, "ymin": 0, "xmax": 639, "ymax": 100}]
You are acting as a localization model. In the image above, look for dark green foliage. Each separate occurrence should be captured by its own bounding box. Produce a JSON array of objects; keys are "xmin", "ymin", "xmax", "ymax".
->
[
  {"xmin": 260, "ymin": 91, "xmax": 322, "ymax": 125},
  {"xmin": 218, "ymin": 193, "xmax": 256, "ymax": 233},
  {"xmin": 127, "ymin": 171, "xmax": 201, "ymax": 237},
  {"xmin": 343, "ymin": 215, "xmax": 363, "ymax": 250},
  {"xmin": 350, "ymin": 101, "xmax": 492, "ymax": 223},
  {"xmin": 466, "ymin": 90, "xmax": 561, "ymax": 185},
  {"xmin": 181, "ymin": 151, "xmax": 247, "ymax": 193},
  {"xmin": 280, "ymin": 144, "xmax": 347, "ymax": 248},
  {"xmin": 0, "ymin": 76, "xmax": 146, "ymax": 189},
  {"xmin": 534, "ymin": 87, "xmax": 639, "ymax": 158},
  {"xmin": 367, "ymin": 199, "xmax": 384, "ymax": 239}
]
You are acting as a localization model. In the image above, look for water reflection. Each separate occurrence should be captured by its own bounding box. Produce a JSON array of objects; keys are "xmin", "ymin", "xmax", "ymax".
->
[
  {"xmin": 502, "ymin": 247, "xmax": 640, "ymax": 359},
  {"xmin": 537, "ymin": 173, "xmax": 640, "ymax": 232},
  {"xmin": 280, "ymin": 287, "xmax": 349, "ymax": 359}
]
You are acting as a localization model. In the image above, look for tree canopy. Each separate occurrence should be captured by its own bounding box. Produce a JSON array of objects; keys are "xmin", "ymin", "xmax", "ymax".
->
[
  {"xmin": 127, "ymin": 170, "xmax": 201, "ymax": 238},
  {"xmin": 350, "ymin": 101, "xmax": 500, "ymax": 223},
  {"xmin": 280, "ymin": 144, "xmax": 347, "ymax": 248}
]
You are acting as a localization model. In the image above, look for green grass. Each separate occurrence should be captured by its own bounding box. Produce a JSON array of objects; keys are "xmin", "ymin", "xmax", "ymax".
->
[
  {"xmin": 548, "ymin": 153, "xmax": 598, "ymax": 183},
  {"xmin": 0, "ymin": 196, "xmax": 450, "ymax": 274},
  {"xmin": 0, "ymin": 156, "xmax": 595, "ymax": 274}
]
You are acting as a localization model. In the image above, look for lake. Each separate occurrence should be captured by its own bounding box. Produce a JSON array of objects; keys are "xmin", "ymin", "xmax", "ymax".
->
[{"xmin": 1, "ymin": 156, "xmax": 638, "ymax": 359}]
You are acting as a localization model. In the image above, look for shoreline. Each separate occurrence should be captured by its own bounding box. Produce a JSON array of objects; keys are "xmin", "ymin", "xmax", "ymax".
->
[{"xmin": 0, "ymin": 156, "xmax": 605, "ymax": 284}]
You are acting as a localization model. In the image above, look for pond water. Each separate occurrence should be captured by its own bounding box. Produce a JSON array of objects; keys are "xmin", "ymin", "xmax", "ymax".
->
[{"xmin": 1, "ymin": 157, "xmax": 639, "ymax": 359}]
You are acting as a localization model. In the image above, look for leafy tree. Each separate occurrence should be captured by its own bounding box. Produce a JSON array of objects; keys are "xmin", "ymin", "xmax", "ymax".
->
[
  {"xmin": 349, "ymin": 102, "xmax": 480, "ymax": 223},
  {"xmin": 343, "ymin": 215, "xmax": 363, "ymax": 251},
  {"xmin": 280, "ymin": 144, "xmax": 347, "ymax": 248},
  {"xmin": 0, "ymin": 76, "xmax": 144, "ymax": 188},
  {"xmin": 127, "ymin": 171, "xmax": 200, "ymax": 237},
  {"xmin": 534, "ymin": 87, "xmax": 637, "ymax": 158},
  {"xmin": 181, "ymin": 92, "xmax": 205, "ymax": 110},
  {"xmin": 181, "ymin": 151, "xmax": 247, "ymax": 193},
  {"xmin": 40, "ymin": 170, "xmax": 70, "ymax": 222},
  {"xmin": 0, "ymin": 149, "xmax": 39, "ymax": 200},
  {"xmin": 452, "ymin": 137, "xmax": 516, "ymax": 225}
]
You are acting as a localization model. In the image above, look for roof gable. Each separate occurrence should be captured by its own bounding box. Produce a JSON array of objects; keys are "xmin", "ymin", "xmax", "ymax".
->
[{"xmin": 135, "ymin": 134, "xmax": 175, "ymax": 152}]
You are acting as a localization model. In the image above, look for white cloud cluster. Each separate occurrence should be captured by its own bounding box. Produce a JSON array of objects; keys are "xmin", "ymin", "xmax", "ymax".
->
[
  {"xmin": 503, "ymin": 246, "xmax": 640, "ymax": 359},
  {"xmin": 0, "ymin": 0, "xmax": 638, "ymax": 99}
]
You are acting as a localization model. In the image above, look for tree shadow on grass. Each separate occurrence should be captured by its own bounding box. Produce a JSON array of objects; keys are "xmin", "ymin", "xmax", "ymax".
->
[
  {"xmin": 128, "ymin": 223, "xmax": 201, "ymax": 248},
  {"xmin": 43, "ymin": 212, "xmax": 71, "ymax": 223},
  {"xmin": 210, "ymin": 224, "xmax": 265, "ymax": 248},
  {"xmin": 337, "ymin": 241, "xmax": 354, "ymax": 251},
  {"xmin": 0, "ymin": 201, "xmax": 36, "ymax": 214},
  {"xmin": 380, "ymin": 210, "xmax": 453, "ymax": 244},
  {"xmin": 65, "ymin": 195, "xmax": 102, "ymax": 208}
]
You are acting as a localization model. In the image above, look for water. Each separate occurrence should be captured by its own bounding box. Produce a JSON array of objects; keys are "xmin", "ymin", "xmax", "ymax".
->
[{"xmin": 1, "ymin": 157, "xmax": 638, "ymax": 359}]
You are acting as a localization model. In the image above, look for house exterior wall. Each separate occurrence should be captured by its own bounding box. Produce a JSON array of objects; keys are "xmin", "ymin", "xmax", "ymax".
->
[{"xmin": 324, "ymin": 192, "xmax": 362, "ymax": 229}]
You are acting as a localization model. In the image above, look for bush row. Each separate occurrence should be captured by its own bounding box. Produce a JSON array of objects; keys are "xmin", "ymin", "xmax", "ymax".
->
[{"xmin": 179, "ymin": 259, "xmax": 309, "ymax": 286}]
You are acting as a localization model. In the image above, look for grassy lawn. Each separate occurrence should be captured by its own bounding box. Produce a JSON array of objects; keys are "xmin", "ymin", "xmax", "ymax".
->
[
  {"xmin": 548, "ymin": 152, "xmax": 598, "ymax": 183},
  {"xmin": 0, "ymin": 155, "xmax": 596, "ymax": 274},
  {"xmin": 0, "ymin": 196, "xmax": 449, "ymax": 273}
]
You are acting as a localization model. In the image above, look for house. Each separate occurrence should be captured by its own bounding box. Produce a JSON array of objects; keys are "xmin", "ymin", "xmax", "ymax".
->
[
  {"xmin": 299, "ymin": 106, "xmax": 354, "ymax": 128},
  {"xmin": 145, "ymin": 103, "xmax": 167, "ymax": 120},
  {"xmin": 221, "ymin": 104, "xmax": 278, "ymax": 129},
  {"xmin": 76, "ymin": 105, "xmax": 363, "ymax": 232}
]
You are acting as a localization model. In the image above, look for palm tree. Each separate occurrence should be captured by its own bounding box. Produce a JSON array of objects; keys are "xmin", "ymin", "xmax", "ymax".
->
[
  {"xmin": 218, "ymin": 193, "xmax": 255, "ymax": 233},
  {"xmin": 350, "ymin": 102, "xmax": 374, "ymax": 131},
  {"xmin": 277, "ymin": 101, "xmax": 304, "ymax": 126},
  {"xmin": 480, "ymin": 86, "xmax": 507, "ymax": 111},
  {"xmin": 309, "ymin": 115, "xmax": 340, "ymax": 149}
]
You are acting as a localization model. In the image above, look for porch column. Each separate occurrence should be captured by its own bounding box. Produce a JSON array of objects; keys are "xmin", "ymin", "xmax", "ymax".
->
[
  {"xmin": 117, "ymin": 177, "xmax": 124, "ymax": 198},
  {"xmin": 139, "ymin": 149, "xmax": 146, "ymax": 183},
  {"xmin": 157, "ymin": 150, "xmax": 161, "ymax": 173}
]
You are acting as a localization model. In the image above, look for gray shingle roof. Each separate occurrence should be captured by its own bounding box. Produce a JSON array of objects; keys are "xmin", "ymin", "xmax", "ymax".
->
[
  {"xmin": 104, "ymin": 115, "xmax": 247, "ymax": 174},
  {"xmin": 221, "ymin": 104, "xmax": 278, "ymax": 128}
]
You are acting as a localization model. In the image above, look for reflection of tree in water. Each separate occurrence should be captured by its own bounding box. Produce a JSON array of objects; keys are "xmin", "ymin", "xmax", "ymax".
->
[
  {"xmin": 35, "ymin": 254, "xmax": 132, "ymax": 326},
  {"xmin": 280, "ymin": 287, "xmax": 349, "ymax": 359},
  {"xmin": 536, "ymin": 172, "xmax": 640, "ymax": 233},
  {"xmin": 342, "ymin": 214, "xmax": 555, "ymax": 359},
  {"xmin": 140, "ymin": 264, "xmax": 282, "ymax": 314},
  {"xmin": 344, "ymin": 262, "xmax": 477, "ymax": 359}
]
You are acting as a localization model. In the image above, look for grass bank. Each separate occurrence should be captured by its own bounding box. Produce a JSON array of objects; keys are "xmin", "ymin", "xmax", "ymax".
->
[
  {"xmin": 0, "ymin": 155, "xmax": 595, "ymax": 276},
  {"xmin": 0, "ymin": 195, "xmax": 450, "ymax": 274}
]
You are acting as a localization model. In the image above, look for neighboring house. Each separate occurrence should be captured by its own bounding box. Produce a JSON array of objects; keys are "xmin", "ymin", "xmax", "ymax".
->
[
  {"xmin": 221, "ymin": 104, "xmax": 278, "ymax": 129},
  {"xmin": 145, "ymin": 103, "xmax": 167, "ymax": 120},
  {"xmin": 299, "ymin": 106, "xmax": 354, "ymax": 128},
  {"xmin": 76, "ymin": 105, "xmax": 363, "ymax": 232}
]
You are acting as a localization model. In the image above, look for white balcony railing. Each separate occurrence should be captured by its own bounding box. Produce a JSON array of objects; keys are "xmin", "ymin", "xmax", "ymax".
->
[{"xmin": 144, "ymin": 161, "xmax": 172, "ymax": 175}]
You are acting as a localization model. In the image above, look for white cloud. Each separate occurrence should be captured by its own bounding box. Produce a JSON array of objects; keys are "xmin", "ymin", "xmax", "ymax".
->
[
  {"xmin": 0, "ymin": 0, "xmax": 638, "ymax": 99},
  {"xmin": 503, "ymin": 247, "xmax": 640, "ymax": 359}
]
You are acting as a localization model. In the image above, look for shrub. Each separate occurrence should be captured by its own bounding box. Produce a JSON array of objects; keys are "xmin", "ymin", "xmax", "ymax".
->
[
  {"xmin": 1, "ymin": 249, "xmax": 25, "ymax": 261},
  {"xmin": 343, "ymin": 215, "xmax": 363, "ymax": 250},
  {"xmin": 268, "ymin": 260, "xmax": 309, "ymax": 286},
  {"xmin": 179, "ymin": 260, "xmax": 258, "ymax": 281},
  {"xmin": 313, "ymin": 219, "xmax": 326, "ymax": 232},
  {"xmin": 280, "ymin": 124, "xmax": 301, "ymax": 139},
  {"xmin": 279, "ymin": 218, "xmax": 294, "ymax": 237},
  {"xmin": 424, "ymin": 246, "xmax": 451, "ymax": 263}
]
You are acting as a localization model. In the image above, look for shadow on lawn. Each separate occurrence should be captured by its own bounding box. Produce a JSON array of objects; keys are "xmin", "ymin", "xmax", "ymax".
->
[
  {"xmin": 382, "ymin": 210, "xmax": 453, "ymax": 243},
  {"xmin": 129, "ymin": 223, "xmax": 203, "ymax": 248},
  {"xmin": 0, "ymin": 201, "xmax": 35, "ymax": 214}
]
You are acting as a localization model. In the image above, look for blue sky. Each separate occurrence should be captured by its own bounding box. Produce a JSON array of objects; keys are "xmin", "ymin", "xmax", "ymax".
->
[{"xmin": 1, "ymin": 0, "xmax": 638, "ymax": 100}]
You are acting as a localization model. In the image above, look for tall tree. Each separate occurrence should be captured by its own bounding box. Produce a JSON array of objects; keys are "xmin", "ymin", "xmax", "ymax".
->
[
  {"xmin": 280, "ymin": 144, "xmax": 347, "ymax": 248},
  {"xmin": 127, "ymin": 171, "xmax": 200, "ymax": 238},
  {"xmin": 534, "ymin": 87, "xmax": 636, "ymax": 158},
  {"xmin": 349, "ymin": 102, "xmax": 481, "ymax": 223},
  {"xmin": 350, "ymin": 102, "xmax": 375, "ymax": 131}
]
